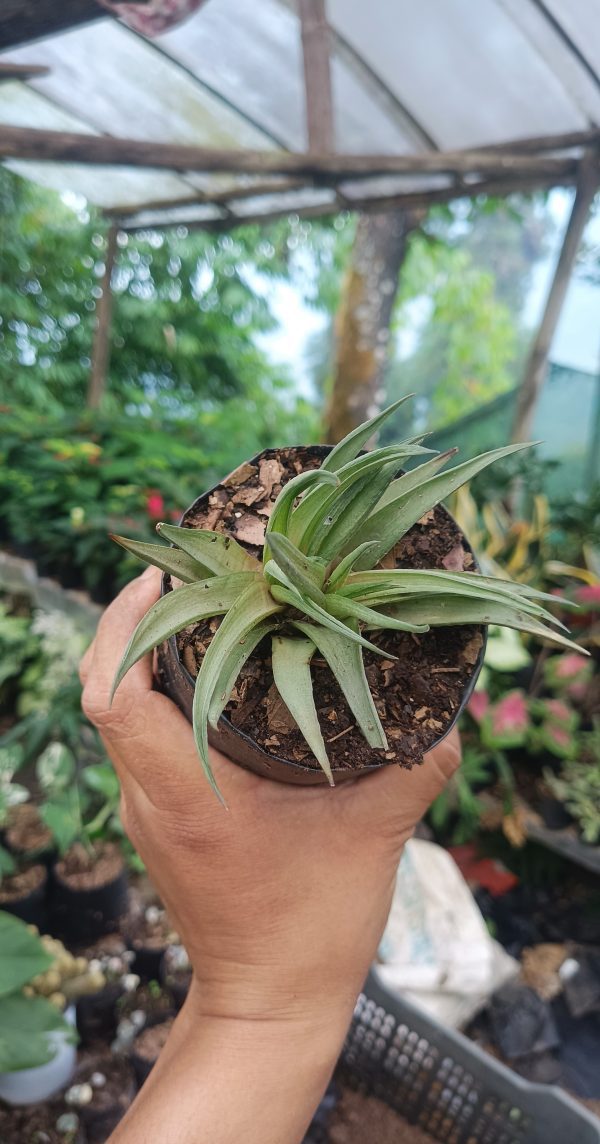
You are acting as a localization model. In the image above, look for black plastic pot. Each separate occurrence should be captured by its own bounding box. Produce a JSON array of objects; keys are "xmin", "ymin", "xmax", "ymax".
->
[
  {"xmin": 159, "ymin": 952, "xmax": 192, "ymax": 1011},
  {"xmin": 0, "ymin": 864, "xmax": 48, "ymax": 929},
  {"xmin": 156, "ymin": 446, "xmax": 486, "ymax": 786},
  {"xmin": 50, "ymin": 860, "xmax": 129, "ymax": 945},
  {"xmin": 77, "ymin": 1056, "xmax": 136, "ymax": 1144},
  {"xmin": 76, "ymin": 982, "xmax": 125, "ymax": 1046},
  {"xmin": 538, "ymin": 796, "xmax": 574, "ymax": 831},
  {"xmin": 128, "ymin": 941, "xmax": 166, "ymax": 983},
  {"xmin": 130, "ymin": 1017, "xmax": 174, "ymax": 1089}
]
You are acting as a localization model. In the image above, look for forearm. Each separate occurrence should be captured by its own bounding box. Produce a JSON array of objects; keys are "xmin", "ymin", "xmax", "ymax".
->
[{"xmin": 110, "ymin": 989, "xmax": 351, "ymax": 1144}]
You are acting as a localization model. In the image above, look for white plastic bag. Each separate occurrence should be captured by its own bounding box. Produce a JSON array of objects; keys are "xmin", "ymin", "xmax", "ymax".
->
[{"xmin": 375, "ymin": 839, "xmax": 518, "ymax": 1028}]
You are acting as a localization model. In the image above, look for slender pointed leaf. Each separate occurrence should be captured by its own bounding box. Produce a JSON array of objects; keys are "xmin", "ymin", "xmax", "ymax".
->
[
  {"xmin": 271, "ymin": 635, "xmax": 334, "ymax": 785},
  {"xmin": 265, "ymin": 468, "xmax": 339, "ymax": 548},
  {"xmin": 269, "ymin": 583, "xmax": 388, "ymax": 656},
  {"xmin": 110, "ymin": 534, "xmax": 212, "ymax": 582},
  {"xmin": 327, "ymin": 593, "xmax": 430, "ymax": 633},
  {"xmin": 192, "ymin": 581, "xmax": 283, "ymax": 800},
  {"xmin": 156, "ymin": 523, "xmax": 259, "ymax": 574},
  {"xmin": 385, "ymin": 596, "xmax": 587, "ymax": 653},
  {"xmin": 207, "ymin": 619, "xmax": 277, "ymax": 729},
  {"xmin": 316, "ymin": 458, "xmax": 413, "ymax": 562},
  {"xmin": 326, "ymin": 543, "xmax": 381, "ymax": 591},
  {"xmin": 266, "ymin": 533, "xmax": 327, "ymax": 605},
  {"xmin": 321, "ymin": 395, "xmax": 415, "ymax": 471},
  {"xmin": 292, "ymin": 620, "xmax": 388, "ymax": 749},
  {"xmin": 111, "ymin": 573, "xmax": 258, "ymax": 699},
  {"xmin": 355, "ymin": 443, "xmax": 535, "ymax": 567}
]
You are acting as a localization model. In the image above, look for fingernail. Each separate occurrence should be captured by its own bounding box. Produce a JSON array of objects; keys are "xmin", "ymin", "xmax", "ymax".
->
[{"xmin": 141, "ymin": 566, "xmax": 157, "ymax": 580}]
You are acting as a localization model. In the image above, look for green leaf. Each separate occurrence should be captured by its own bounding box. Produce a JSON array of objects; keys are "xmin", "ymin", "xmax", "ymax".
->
[
  {"xmin": 0, "ymin": 845, "xmax": 16, "ymax": 878},
  {"xmin": 321, "ymin": 395, "xmax": 415, "ymax": 471},
  {"xmin": 0, "ymin": 994, "xmax": 76, "ymax": 1072},
  {"xmin": 82, "ymin": 762, "xmax": 120, "ymax": 803},
  {"xmin": 269, "ymin": 583, "xmax": 387, "ymax": 656},
  {"xmin": 40, "ymin": 788, "xmax": 81, "ymax": 855},
  {"xmin": 265, "ymin": 468, "xmax": 339, "ymax": 547},
  {"xmin": 111, "ymin": 572, "xmax": 259, "ymax": 699},
  {"xmin": 291, "ymin": 447, "xmax": 425, "ymax": 553},
  {"xmin": 292, "ymin": 620, "xmax": 388, "ymax": 749},
  {"xmin": 385, "ymin": 595, "xmax": 586, "ymax": 653},
  {"xmin": 266, "ymin": 533, "xmax": 327, "ymax": 605},
  {"xmin": 192, "ymin": 580, "xmax": 283, "ymax": 800},
  {"xmin": 315, "ymin": 458, "xmax": 411, "ymax": 562},
  {"xmin": 110, "ymin": 534, "xmax": 213, "ymax": 582},
  {"xmin": 271, "ymin": 635, "xmax": 333, "ymax": 785},
  {"xmin": 355, "ymin": 443, "xmax": 534, "ymax": 567},
  {"xmin": 0, "ymin": 912, "xmax": 54, "ymax": 997},
  {"xmin": 36, "ymin": 742, "xmax": 76, "ymax": 793},
  {"xmin": 326, "ymin": 543, "xmax": 381, "ymax": 591},
  {"xmin": 327, "ymin": 593, "xmax": 429, "ymax": 633},
  {"xmin": 156, "ymin": 523, "xmax": 260, "ymax": 574},
  {"xmin": 207, "ymin": 619, "xmax": 276, "ymax": 732}
]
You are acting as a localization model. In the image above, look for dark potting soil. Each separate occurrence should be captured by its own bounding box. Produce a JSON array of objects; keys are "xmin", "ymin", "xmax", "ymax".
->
[
  {"xmin": 0, "ymin": 861, "xmax": 45, "ymax": 902},
  {"xmin": 6, "ymin": 802, "xmax": 53, "ymax": 854},
  {"xmin": 76, "ymin": 1052, "xmax": 135, "ymax": 1117},
  {"xmin": 55, "ymin": 843, "xmax": 124, "ymax": 890},
  {"xmin": 118, "ymin": 982, "xmax": 174, "ymax": 1023},
  {"xmin": 0, "ymin": 1102, "xmax": 81, "ymax": 1144},
  {"xmin": 325, "ymin": 1086, "xmax": 436, "ymax": 1144},
  {"xmin": 175, "ymin": 447, "xmax": 483, "ymax": 775},
  {"xmin": 133, "ymin": 1017, "xmax": 174, "ymax": 1063}
]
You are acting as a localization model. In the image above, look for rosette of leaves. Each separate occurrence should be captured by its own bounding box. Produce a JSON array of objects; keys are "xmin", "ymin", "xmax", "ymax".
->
[{"xmin": 111, "ymin": 398, "xmax": 584, "ymax": 800}]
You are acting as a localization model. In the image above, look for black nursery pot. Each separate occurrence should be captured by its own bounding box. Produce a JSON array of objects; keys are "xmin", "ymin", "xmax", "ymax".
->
[
  {"xmin": 538, "ymin": 795, "xmax": 574, "ymax": 831},
  {"xmin": 130, "ymin": 1017, "xmax": 175, "ymax": 1090},
  {"xmin": 50, "ymin": 852, "xmax": 129, "ymax": 945},
  {"xmin": 0, "ymin": 863, "xmax": 48, "ymax": 929},
  {"xmin": 76, "ymin": 982, "xmax": 125, "ymax": 1046},
  {"xmin": 127, "ymin": 941, "xmax": 166, "ymax": 983},
  {"xmin": 156, "ymin": 446, "xmax": 486, "ymax": 787},
  {"xmin": 76, "ymin": 1055, "xmax": 136, "ymax": 1144}
]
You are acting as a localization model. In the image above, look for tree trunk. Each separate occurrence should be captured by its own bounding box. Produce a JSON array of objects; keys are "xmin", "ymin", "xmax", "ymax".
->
[
  {"xmin": 86, "ymin": 224, "xmax": 117, "ymax": 411},
  {"xmin": 324, "ymin": 210, "xmax": 422, "ymax": 443}
]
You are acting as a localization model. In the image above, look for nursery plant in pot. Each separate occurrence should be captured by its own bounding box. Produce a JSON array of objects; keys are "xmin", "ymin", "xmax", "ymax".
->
[
  {"xmin": 126, "ymin": 903, "xmax": 179, "ymax": 981},
  {"xmin": 0, "ymin": 911, "xmax": 78, "ymax": 1105},
  {"xmin": 39, "ymin": 747, "xmax": 128, "ymax": 943},
  {"xmin": 544, "ymin": 722, "xmax": 600, "ymax": 846},
  {"xmin": 0, "ymin": 745, "xmax": 49, "ymax": 927},
  {"xmin": 111, "ymin": 398, "xmax": 584, "ymax": 798}
]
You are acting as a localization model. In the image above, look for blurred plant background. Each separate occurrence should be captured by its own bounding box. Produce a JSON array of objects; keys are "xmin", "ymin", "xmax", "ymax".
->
[{"xmin": 1, "ymin": 162, "xmax": 600, "ymax": 878}]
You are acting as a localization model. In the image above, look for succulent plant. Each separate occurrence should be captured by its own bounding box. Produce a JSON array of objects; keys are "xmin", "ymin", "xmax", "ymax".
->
[{"xmin": 111, "ymin": 398, "xmax": 583, "ymax": 799}]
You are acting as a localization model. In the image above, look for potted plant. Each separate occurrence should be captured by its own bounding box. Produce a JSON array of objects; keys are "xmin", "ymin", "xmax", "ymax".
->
[
  {"xmin": 544, "ymin": 724, "xmax": 600, "ymax": 846},
  {"xmin": 130, "ymin": 1016, "xmax": 175, "ymax": 1089},
  {"xmin": 111, "ymin": 399, "xmax": 583, "ymax": 799},
  {"xmin": 0, "ymin": 745, "xmax": 50, "ymax": 926},
  {"xmin": 0, "ymin": 911, "xmax": 79, "ymax": 1105},
  {"xmin": 69, "ymin": 1053, "xmax": 136, "ymax": 1143},
  {"xmin": 126, "ymin": 903, "xmax": 179, "ymax": 981},
  {"xmin": 37, "ymin": 746, "xmax": 128, "ymax": 943}
]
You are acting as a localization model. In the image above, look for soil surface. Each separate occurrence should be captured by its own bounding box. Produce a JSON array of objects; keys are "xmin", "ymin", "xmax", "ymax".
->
[
  {"xmin": 55, "ymin": 843, "xmax": 124, "ymax": 890},
  {"xmin": 6, "ymin": 802, "xmax": 53, "ymax": 854},
  {"xmin": 132, "ymin": 1017, "xmax": 175, "ymax": 1062},
  {"xmin": 174, "ymin": 446, "xmax": 482, "ymax": 775},
  {"xmin": 76, "ymin": 1052, "xmax": 135, "ymax": 1116},
  {"xmin": 0, "ymin": 1101, "xmax": 80, "ymax": 1143},
  {"xmin": 127, "ymin": 908, "xmax": 178, "ymax": 951},
  {"xmin": 119, "ymin": 982, "xmax": 175, "ymax": 1023},
  {"xmin": 0, "ymin": 861, "xmax": 45, "ymax": 902},
  {"xmin": 326, "ymin": 1087, "xmax": 436, "ymax": 1144}
]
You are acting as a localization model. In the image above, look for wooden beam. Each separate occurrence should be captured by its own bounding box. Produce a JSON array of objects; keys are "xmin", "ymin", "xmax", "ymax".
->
[
  {"xmin": 86, "ymin": 224, "xmax": 117, "ymax": 410},
  {"xmin": 0, "ymin": 124, "xmax": 588, "ymax": 181},
  {"xmin": 104, "ymin": 178, "xmax": 307, "ymax": 219},
  {"xmin": 115, "ymin": 168, "xmax": 581, "ymax": 232},
  {"xmin": 298, "ymin": 0, "xmax": 334, "ymax": 152},
  {"xmin": 511, "ymin": 156, "xmax": 599, "ymax": 442},
  {"xmin": 0, "ymin": 63, "xmax": 50, "ymax": 80}
]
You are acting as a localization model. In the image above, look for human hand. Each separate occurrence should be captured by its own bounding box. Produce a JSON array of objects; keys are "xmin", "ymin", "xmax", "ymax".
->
[{"xmin": 80, "ymin": 568, "xmax": 461, "ymax": 1143}]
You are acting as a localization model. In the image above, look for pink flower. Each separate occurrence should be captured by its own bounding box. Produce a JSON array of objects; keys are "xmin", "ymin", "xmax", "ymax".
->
[
  {"xmin": 491, "ymin": 691, "xmax": 528, "ymax": 736},
  {"xmin": 546, "ymin": 725, "xmax": 571, "ymax": 750},
  {"xmin": 146, "ymin": 491, "xmax": 164, "ymax": 519},
  {"xmin": 468, "ymin": 690, "xmax": 490, "ymax": 724},
  {"xmin": 556, "ymin": 653, "xmax": 589, "ymax": 679}
]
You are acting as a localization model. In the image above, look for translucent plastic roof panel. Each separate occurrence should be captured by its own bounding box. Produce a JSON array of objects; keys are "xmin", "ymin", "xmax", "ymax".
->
[
  {"xmin": 541, "ymin": 0, "xmax": 600, "ymax": 79},
  {"xmin": 122, "ymin": 202, "xmax": 228, "ymax": 228},
  {"xmin": 228, "ymin": 186, "xmax": 337, "ymax": 217},
  {"xmin": 327, "ymin": 0, "xmax": 589, "ymax": 148},
  {"xmin": 157, "ymin": 0, "xmax": 421, "ymax": 154},
  {"xmin": 2, "ymin": 22, "xmax": 278, "ymax": 149}
]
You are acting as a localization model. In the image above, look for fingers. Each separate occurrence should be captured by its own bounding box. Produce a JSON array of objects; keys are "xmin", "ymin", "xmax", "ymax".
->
[{"xmin": 81, "ymin": 567, "xmax": 161, "ymax": 717}]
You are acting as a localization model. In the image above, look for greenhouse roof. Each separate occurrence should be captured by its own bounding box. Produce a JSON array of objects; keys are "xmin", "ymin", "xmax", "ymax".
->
[{"xmin": 0, "ymin": 0, "xmax": 599, "ymax": 229}]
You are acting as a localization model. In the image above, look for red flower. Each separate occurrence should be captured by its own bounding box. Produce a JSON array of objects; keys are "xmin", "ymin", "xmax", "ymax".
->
[
  {"xmin": 575, "ymin": 584, "xmax": 600, "ymax": 605},
  {"xmin": 146, "ymin": 491, "xmax": 164, "ymax": 519}
]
